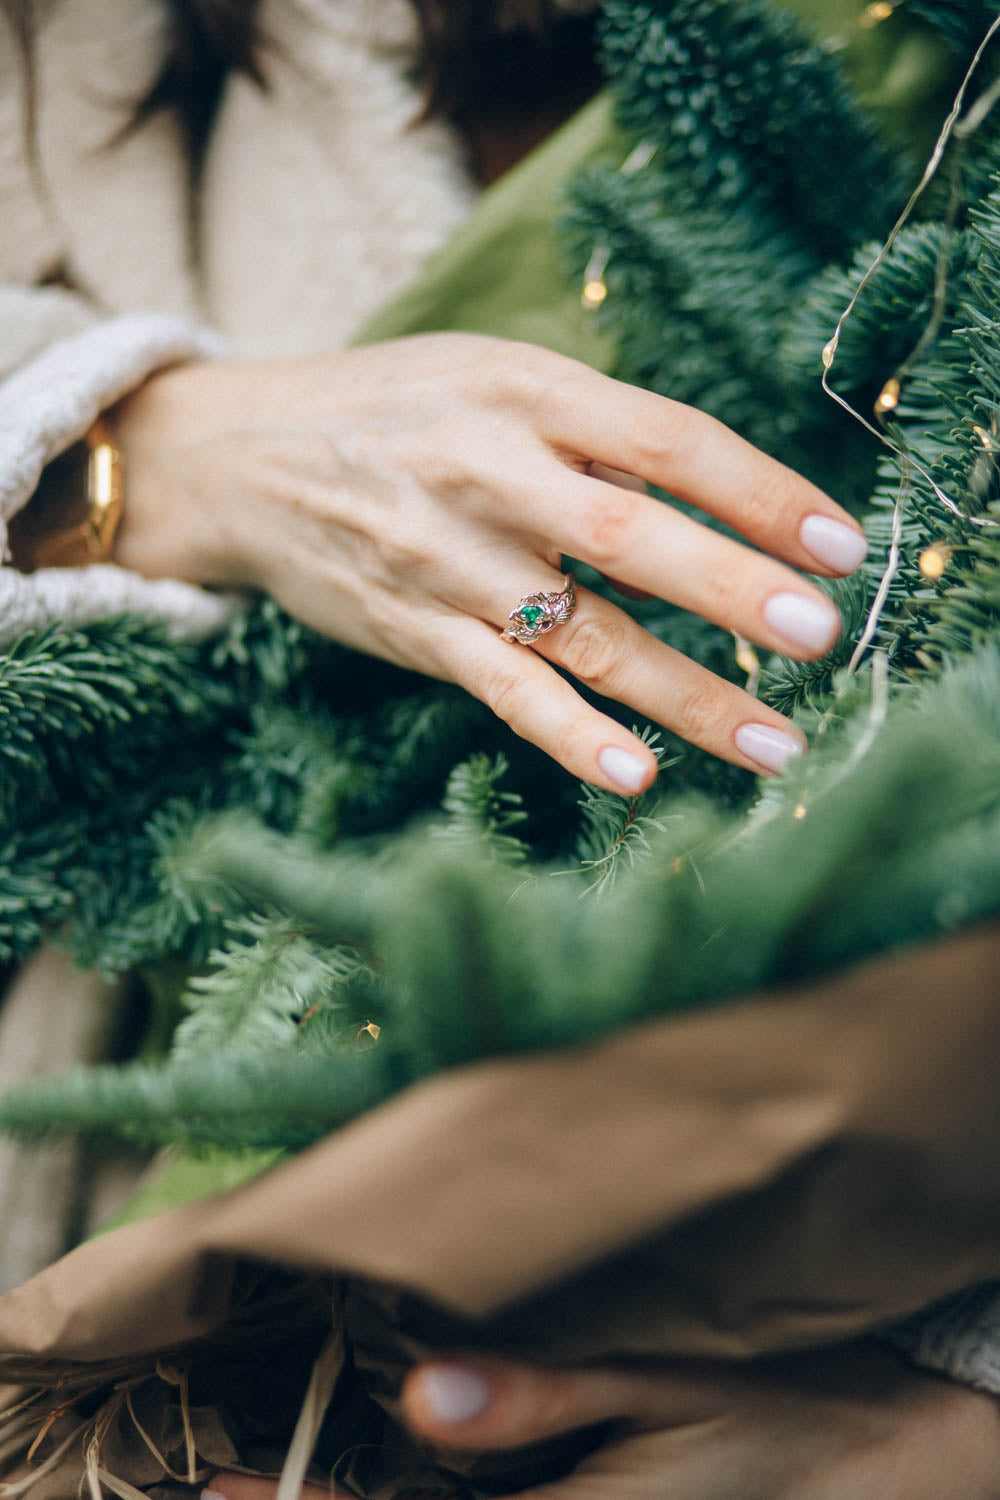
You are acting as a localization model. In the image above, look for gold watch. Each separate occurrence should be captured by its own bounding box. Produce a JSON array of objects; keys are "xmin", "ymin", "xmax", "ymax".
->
[{"xmin": 7, "ymin": 416, "xmax": 124, "ymax": 572}]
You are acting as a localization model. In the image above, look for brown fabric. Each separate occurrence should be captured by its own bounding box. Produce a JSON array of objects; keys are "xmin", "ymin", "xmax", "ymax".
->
[
  {"xmin": 2, "ymin": 923, "xmax": 999, "ymax": 1368},
  {"xmin": 1, "ymin": 924, "xmax": 1000, "ymax": 1496}
]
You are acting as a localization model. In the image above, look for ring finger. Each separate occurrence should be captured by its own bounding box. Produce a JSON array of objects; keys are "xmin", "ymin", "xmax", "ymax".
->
[{"xmin": 431, "ymin": 573, "xmax": 806, "ymax": 789}]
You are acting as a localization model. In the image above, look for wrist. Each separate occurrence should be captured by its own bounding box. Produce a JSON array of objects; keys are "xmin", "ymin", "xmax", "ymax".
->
[{"xmin": 111, "ymin": 362, "xmax": 259, "ymax": 590}]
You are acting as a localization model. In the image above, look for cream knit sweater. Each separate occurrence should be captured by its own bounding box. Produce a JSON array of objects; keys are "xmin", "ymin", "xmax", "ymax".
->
[
  {"xmin": 1, "ymin": 0, "xmax": 997, "ymax": 1396},
  {"xmin": 0, "ymin": 0, "xmax": 474, "ymax": 643}
]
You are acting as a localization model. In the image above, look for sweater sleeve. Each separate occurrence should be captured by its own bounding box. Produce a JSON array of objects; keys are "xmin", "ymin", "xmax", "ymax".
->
[
  {"xmin": 887, "ymin": 1284, "xmax": 1000, "ymax": 1395},
  {"xmin": 0, "ymin": 3, "xmax": 244, "ymax": 646},
  {"xmin": 0, "ymin": 298, "xmax": 242, "ymax": 647}
]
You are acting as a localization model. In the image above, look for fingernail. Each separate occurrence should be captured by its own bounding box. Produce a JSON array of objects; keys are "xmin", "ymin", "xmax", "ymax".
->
[
  {"xmin": 597, "ymin": 745, "xmax": 649, "ymax": 793},
  {"xmin": 420, "ymin": 1365, "xmax": 493, "ymax": 1424},
  {"xmin": 735, "ymin": 723, "xmax": 805, "ymax": 774},
  {"xmin": 763, "ymin": 591, "xmax": 840, "ymax": 653},
  {"xmin": 799, "ymin": 514, "xmax": 868, "ymax": 573},
  {"xmin": 202, "ymin": 1490, "xmax": 228, "ymax": 1500}
]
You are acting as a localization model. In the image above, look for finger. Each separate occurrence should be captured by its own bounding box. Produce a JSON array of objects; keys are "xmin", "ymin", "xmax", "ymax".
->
[
  {"xmin": 541, "ymin": 368, "xmax": 867, "ymax": 577},
  {"xmin": 439, "ymin": 558, "xmax": 806, "ymax": 776},
  {"xmin": 430, "ymin": 614, "xmax": 660, "ymax": 794},
  {"xmin": 401, "ymin": 1358, "xmax": 719, "ymax": 1452},
  {"xmin": 518, "ymin": 585, "xmax": 807, "ymax": 775},
  {"xmin": 588, "ymin": 466, "xmax": 653, "ymax": 599},
  {"xmin": 205, "ymin": 1474, "xmax": 337, "ymax": 1500},
  {"xmin": 440, "ymin": 602, "xmax": 805, "ymax": 780},
  {"xmin": 527, "ymin": 473, "xmax": 843, "ymax": 659}
]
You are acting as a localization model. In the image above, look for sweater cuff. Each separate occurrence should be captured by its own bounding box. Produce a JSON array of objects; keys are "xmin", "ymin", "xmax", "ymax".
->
[
  {"xmin": 887, "ymin": 1284, "xmax": 1000, "ymax": 1396},
  {"xmin": 0, "ymin": 311, "xmax": 241, "ymax": 644}
]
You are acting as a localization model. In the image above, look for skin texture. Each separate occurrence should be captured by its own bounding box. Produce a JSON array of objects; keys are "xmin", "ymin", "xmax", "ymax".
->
[
  {"xmin": 113, "ymin": 332, "xmax": 867, "ymax": 793},
  {"xmin": 207, "ymin": 1343, "xmax": 1000, "ymax": 1500}
]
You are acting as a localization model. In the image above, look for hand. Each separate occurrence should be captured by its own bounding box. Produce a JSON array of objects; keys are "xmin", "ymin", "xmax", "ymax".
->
[
  {"xmin": 394, "ymin": 1343, "xmax": 1000, "ymax": 1500},
  {"xmin": 113, "ymin": 334, "xmax": 867, "ymax": 793}
]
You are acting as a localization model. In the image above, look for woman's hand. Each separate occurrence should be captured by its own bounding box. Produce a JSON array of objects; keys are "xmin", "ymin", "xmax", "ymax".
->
[
  {"xmin": 114, "ymin": 333, "xmax": 867, "ymax": 793},
  {"xmin": 205, "ymin": 1343, "xmax": 1000, "ymax": 1500},
  {"xmin": 395, "ymin": 1343, "xmax": 1000, "ymax": 1500}
]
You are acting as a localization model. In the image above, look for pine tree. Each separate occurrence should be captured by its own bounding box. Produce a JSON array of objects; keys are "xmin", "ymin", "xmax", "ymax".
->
[{"xmin": 1, "ymin": 0, "xmax": 999, "ymax": 1154}]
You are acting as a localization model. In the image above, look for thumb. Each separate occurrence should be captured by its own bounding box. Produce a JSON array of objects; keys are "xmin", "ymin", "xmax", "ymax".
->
[{"xmin": 401, "ymin": 1357, "xmax": 717, "ymax": 1452}]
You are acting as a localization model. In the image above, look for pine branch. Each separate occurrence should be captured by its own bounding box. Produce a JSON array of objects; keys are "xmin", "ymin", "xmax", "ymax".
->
[
  {"xmin": 598, "ymin": 0, "xmax": 904, "ymax": 260},
  {"xmin": 172, "ymin": 915, "xmax": 367, "ymax": 1064},
  {"xmin": 436, "ymin": 753, "xmax": 530, "ymax": 865},
  {"xmin": 0, "ymin": 1051, "xmax": 395, "ymax": 1151},
  {"xmin": 574, "ymin": 728, "xmax": 675, "ymax": 892},
  {"xmin": 5, "ymin": 646, "xmax": 1000, "ymax": 1151}
]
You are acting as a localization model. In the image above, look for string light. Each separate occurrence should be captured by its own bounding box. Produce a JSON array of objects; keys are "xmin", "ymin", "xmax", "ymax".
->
[
  {"xmin": 792, "ymin": 803, "xmax": 808, "ymax": 821},
  {"xmin": 581, "ymin": 245, "xmax": 610, "ymax": 310},
  {"xmin": 919, "ymin": 540, "xmax": 953, "ymax": 579},
  {"xmin": 580, "ymin": 141, "xmax": 656, "ymax": 311},
  {"xmin": 874, "ymin": 377, "xmax": 901, "ymax": 416},
  {"xmin": 357, "ymin": 1020, "xmax": 381, "ymax": 1040},
  {"xmin": 821, "ymin": 338, "xmax": 837, "ymax": 370},
  {"xmin": 732, "ymin": 633, "xmax": 761, "ymax": 695}
]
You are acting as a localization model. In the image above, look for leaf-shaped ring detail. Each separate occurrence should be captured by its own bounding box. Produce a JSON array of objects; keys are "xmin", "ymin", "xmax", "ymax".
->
[{"xmin": 499, "ymin": 574, "xmax": 577, "ymax": 645}]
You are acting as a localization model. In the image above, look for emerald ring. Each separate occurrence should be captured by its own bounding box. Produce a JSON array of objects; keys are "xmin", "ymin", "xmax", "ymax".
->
[{"xmin": 500, "ymin": 574, "xmax": 577, "ymax": 645}]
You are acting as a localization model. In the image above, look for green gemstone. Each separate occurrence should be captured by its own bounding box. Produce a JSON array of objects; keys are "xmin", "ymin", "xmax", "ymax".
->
[{"xmin": 520, "ymin": 605, "xmax": 544, "ymax": 627}]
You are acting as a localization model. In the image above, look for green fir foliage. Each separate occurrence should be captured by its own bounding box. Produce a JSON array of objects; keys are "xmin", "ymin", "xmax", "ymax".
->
[
  {"xmin": 1, "ymin": 0, "xmax": 1000, "ymax": 1155},
  {"xmin": 437, "ymin": 753, "xmax": 531, "ymax": 864},
  {"xmin": 2, "ymin": 643, "xmax": 999, "ymax": 1151},
  {"xmin": 597, "ymin": 0, "xmax": 904, "ymax": 257}
]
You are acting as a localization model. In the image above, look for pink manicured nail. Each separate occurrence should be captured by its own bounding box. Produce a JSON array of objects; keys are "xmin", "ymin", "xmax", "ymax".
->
[
  {"xmin": 799, "ymin": 514, "xmax": 868, "ymax": 573},
  {"xmin": 597, "ymin": 745, "xmax": 649, "ymax": 793},
  {"xmin": 420, "ymin": 1365, "xmax": 492, "ymax": 1424},
  {"xmin": 735, "ymin": 723, "xmax": 804, "ymax": 774},
  {"xmin": 763, "ymin": 591, "xmax": 840, "ymax": 653},
  {"xmin": 202, "ymin": 1491, "xmax": 228, "ymax": 1500}
]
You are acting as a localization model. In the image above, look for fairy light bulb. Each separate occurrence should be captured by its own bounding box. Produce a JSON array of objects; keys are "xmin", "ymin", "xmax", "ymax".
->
[
  {"xmin": 860, "ymin": 1, "xmax": 895, "ymax": 27},
  {"xmin": 581, "ymin": 243, "xmax": 611, "ymax": 311},
  {"xmin": 793, "ymin": 803, "xmax": 808, "ymax": 821},
  {"xmin": 822, "ymin": 338, "xmax": 837, "ymax": 370},
  {"xmin": 919, "ymin": 541, "xmax": 953, "ymax": 580},
  {"xmin": 875, "ymin": 377, "xmax": 901, "ymax": 416}
]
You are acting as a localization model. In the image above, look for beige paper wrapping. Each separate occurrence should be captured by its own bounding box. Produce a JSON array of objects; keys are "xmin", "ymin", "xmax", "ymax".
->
[{"xmin": 2, "ymin": 923, "xmax": 999, "ymax": 1496}]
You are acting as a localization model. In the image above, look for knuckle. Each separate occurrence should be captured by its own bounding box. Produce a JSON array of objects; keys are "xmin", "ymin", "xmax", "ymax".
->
[
  {"xmin": 738, "ymin": 467, "xmax": 788, "ymax": 541},
  {"xmin": 373, "ymin": 524, "xmax": 429, "ymax": 578},
  {"xmin": 559, "ymin": 616, "xmax": 628, "ymax": 692},
  {"xmin": 483, "ymin": 663, "xmax": 529, "ymax": 726},
  {"xmin": 578, "ymin": 489, "xmax": 640, "ymax": 567},
  {"xmin": 480, "ymin": 340, "xmax": 553, "ymax": 404},
  {"xmin": 670, "ymin": 676, "xmax": 730, "ymax": 742},
  {"xmin": 697, "ymin": 567, "xmax": 745, "ymax": 627},
  {"xmin": 624, "ymin": 393, "xmax": 693, "ymax": 476}
]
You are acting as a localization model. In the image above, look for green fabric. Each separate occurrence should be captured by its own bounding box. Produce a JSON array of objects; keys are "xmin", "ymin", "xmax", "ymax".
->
[
  {"xmin": 97, "ymin": 1146, "xmax": 281, "ymax": 1234},
  {"xmin": 355, "ymin": 91, "xmax": 625, "ymax": 365},
  {"xmin": 101, "ymin": 3, "xmax": 956, "ymax": 1235}
]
